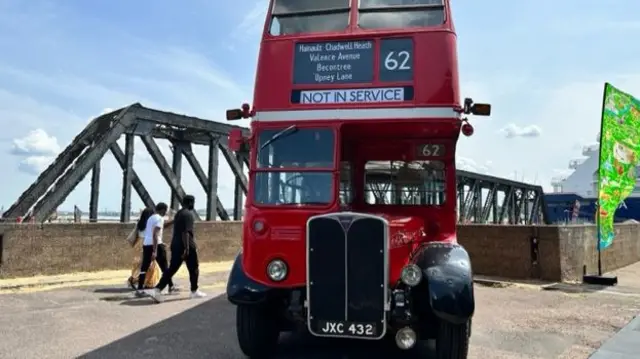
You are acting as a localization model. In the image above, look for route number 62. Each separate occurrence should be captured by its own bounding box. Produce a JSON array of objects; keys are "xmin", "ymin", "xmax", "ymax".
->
[
  {"xmin": 420, "ymin": 144, "xmax": 444, "ymax": 157},
  {"xmin": 384, "ymin": 51, "xmax": 411, "ymax": 71}
]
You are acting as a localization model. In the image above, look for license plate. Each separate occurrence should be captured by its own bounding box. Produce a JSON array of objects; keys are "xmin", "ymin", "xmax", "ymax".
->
[{"xmin": 317, "ymin": 321, "xmax": 378, "ymax": 338}]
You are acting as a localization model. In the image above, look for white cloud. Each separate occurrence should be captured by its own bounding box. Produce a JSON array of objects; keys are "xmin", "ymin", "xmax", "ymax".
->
[
  {"xmin": 8, "ymin": 107, "xmax": 166, "ymax": 178},
  {"xmin": 9, "ymin": 128, "xmax": 60, "ymax": 175},
  {"xmin": 456, "ymin": 156, "xmax": 492, "ymax": 174},
  {"xmin": 17, "ymin": 155, "xmax": 54, "ymax": 175},
  {"xmin": 499, "ymin": 123, "xmax": 542, "ymax": 138},
  {"xmin": 11, "ymin": 128, "xmax": 60, "ymax": 156}
]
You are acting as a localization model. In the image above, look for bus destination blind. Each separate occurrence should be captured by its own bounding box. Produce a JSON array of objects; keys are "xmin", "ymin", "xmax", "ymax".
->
[
  {"xmin": 292, "ymin": 38, "xmax": 414, "ymax": 85},
  {"xmin": 292, "ymin": 39, "xmax": 414, "ymax": 105}
]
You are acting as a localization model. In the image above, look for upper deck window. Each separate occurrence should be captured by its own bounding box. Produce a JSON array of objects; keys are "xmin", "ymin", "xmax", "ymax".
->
[
  {"xmin": 358, "ymin": 0, "xmax": 445, "ymax": 30},
  {"xmin": 269, "ymin": 0, "xmax": 351, "ymax": 36},
  {"xmin": 257, "ymin": 127, "xmax": 335, "ymax": 168}
]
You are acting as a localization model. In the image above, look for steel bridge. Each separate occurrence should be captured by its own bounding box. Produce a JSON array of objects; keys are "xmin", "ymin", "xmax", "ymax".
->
[
  {"xmin": 2, "ymin": 104, "xmax": 249, "ymax": 223},
  {"xmin": 2, "ymin": 104, "xmax": 548, "ymax": 225},
  {"xmin": 457, "ymin": 170, "xmax": 548, "ymax": 225}
]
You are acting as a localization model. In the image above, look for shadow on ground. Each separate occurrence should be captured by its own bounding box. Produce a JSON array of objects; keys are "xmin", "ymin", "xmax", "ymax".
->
[
  {"xmin": 81, "ymin": 295, "xmax": 436, "ymax": 359},
  {"xmin": 94, "ymin": 288, "xmax": 132, "ymax": 294},
  {"xmin": 542, "ymin": 282, "xmax": 636, "ymax": 295}
]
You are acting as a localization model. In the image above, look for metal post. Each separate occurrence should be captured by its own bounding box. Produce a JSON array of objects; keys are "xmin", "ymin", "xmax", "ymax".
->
[
  {"xmin": 170, "ymin": 143, "xmax": 183, "ymax": 212},
  {"xmin": 206, "ymin": 137, "xmax": 220, "ymax": 221},
  {"xmin": 89, "ymin": 161, "xmax": 100, "ymax": 222},
  {"xmin": 120, "ymin": 134, "xmax": 134, "ymax": 223}
]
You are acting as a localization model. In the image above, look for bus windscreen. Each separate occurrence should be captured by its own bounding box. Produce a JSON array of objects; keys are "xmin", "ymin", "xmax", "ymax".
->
[
  {"xmin": 269, "ymin": 0, "xmax": 350, "ymax": 36},
  {"xmin": 358, "ymin": 0, "xmax": 445, "ymax": 30}
]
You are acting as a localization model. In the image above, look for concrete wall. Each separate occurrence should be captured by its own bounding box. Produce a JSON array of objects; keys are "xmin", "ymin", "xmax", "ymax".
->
[
  {"xmin": 457, "ymin": 225, "xmax": 563, "ymax": 281},
  {"xmin": 0, "ymin": 222, "xmax": 242, "ymax": 279},
  {"xmin": 556, "ymin": 224, "xmax": 640, "ymax": 281},
  {"xmin": 1, "ymin": 222, "xmax": 639, "ymax": 282}
]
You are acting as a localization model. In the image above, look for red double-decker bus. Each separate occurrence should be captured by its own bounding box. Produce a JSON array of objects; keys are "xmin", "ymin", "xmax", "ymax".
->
[{"xmin": 226, "ymin": 0, "xmax": 490, "ymax": 357}]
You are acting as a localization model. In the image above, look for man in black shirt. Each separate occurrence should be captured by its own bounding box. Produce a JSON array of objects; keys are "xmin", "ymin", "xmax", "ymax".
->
[{"xmin": 148, "ymin": 195, "xmax": 206, "ymax": 302}]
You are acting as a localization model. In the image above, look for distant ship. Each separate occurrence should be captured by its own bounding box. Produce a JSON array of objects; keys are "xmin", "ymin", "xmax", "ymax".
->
[{"xmin": 545, "ymin": 132, "xmax": 640, "ymax": 223}]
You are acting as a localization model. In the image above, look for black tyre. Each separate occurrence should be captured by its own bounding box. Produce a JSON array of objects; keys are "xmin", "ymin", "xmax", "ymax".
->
[
  {"xmin": 435, "ymin": 319, "xmax": 471, "ymax": 359},
  {"xmin": 236, "ymin": 304, "xmax": 280, "ymax": 358}
]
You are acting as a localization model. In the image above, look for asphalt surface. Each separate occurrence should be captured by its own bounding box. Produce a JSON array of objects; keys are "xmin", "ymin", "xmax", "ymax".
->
[{"xmin": 0, "ymin": 271, "xmax": 639, "ymax": 359}]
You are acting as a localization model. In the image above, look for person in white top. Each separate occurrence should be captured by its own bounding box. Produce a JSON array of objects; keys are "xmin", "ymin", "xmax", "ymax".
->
[
  {"xmin": 136, "ymin": 202, "xmax": 178, "ymax": 295},
  {"xmin": 147, "ymin": 194, "xmax": 206, "ymax": 302}
]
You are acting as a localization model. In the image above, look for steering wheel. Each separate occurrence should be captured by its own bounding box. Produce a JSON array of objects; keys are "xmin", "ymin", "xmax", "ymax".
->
[{"xmin": 279, "ymin": 174, "xmax": 314, "ymax": 203}]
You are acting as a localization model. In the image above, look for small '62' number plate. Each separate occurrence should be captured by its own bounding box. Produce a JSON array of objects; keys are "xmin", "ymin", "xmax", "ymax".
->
[
  {"xmin": 417, "ymin": 143, "xmax": 445, "ymax": 157},
  {"xmin": 317, "ymin": 321, "xmax": 377, "ymax": 338}
]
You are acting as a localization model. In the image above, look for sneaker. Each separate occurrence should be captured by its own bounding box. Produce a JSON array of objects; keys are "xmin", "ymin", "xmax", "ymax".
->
[
  {"xmin": 190, "ymin": 290, "xmax": 207, "ymax": 299},
  {"xmin": 146, "ymin": 288, "xmax": 163, "ymax": 303},
  {"xmin": 134, "ymin": 290, "xmax": 146, "ymax": 298},
  {"xmin": 169, "ymin": 285, "xmax": 181, "ymax": 294},
  {"xmin": 127, "ymin": 278, "xmax": 136, "ymax": 290}
]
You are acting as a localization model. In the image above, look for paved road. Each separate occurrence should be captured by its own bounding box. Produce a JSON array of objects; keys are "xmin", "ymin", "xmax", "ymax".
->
[{"xmin": 0, "ymin": 272, "xmax": 639, "ymax": 359}]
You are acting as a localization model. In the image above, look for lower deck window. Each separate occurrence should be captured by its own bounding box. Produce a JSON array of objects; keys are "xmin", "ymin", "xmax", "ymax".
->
[
  {"xmin": 364, "ymin": 160, "xmax": 446, "ymax": 205},
  {"xmin": 254, "ymin": 172, "xmax": 333, "ymax": 205}
]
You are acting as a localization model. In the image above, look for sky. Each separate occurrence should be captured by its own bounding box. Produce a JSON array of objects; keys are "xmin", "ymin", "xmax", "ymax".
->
[{"xmin": 2, "ymin": 0, "xmax": 640, "ymax": 212}]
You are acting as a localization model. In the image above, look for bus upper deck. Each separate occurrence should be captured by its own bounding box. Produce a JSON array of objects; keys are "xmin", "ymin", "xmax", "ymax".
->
[
  {"xmin": 248, "ymin": 0, "xmax": 460, "ymax": 120},
  {"xmin": 268, "ymin": 0, "xmax": 448, "ymax": 37}
]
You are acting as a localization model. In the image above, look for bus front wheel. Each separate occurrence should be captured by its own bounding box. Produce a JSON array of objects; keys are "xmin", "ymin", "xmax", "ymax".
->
[
  {"xmin": 236, "ymin": 304, "xmax": 279, "ymax": 358},
  {"xmin": 435, "ymin": 319, "xmax": 471, "ymax": 359}
]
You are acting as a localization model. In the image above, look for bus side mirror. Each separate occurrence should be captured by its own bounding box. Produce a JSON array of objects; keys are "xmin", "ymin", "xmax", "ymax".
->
[
  {"xmin": 226, "ymin": 109, "xmax": 243, "ymax": 121},
  {"xmin": 226, "ymin": 103, "xmax": 252, "ymax": 121},
  {"xmin": 463, "ymin": 98, "xmax": 491, "ymax": 116},
  {"xmin": 471, "ymin": 103, "xmax": 491, "ymax": 116},
  {"xmin": 228, "ymin": 129, "xmax": 245, "ymax": 151}
]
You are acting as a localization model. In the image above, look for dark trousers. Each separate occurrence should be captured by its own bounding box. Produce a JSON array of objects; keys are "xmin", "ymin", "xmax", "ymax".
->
[
  {"xmin": 156, "ymin": 245, "xmax": 199, "ymax": 292},
  {"xmin": 138, "ymin": 244, "xmax": 173, "ymax": 290}
]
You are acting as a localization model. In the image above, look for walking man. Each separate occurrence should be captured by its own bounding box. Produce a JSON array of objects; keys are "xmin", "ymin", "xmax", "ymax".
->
[
  {"xmin": 148, "ymin": 194, "xmax": 206, "ymax": 302},
  {"xmin": 136, "ymin": 202, "xmax": 177, "ymax": 297}
]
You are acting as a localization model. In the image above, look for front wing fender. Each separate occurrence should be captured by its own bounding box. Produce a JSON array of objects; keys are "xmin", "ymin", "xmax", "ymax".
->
[
  {"xmin": 226, "ymin": 253, "xmax": 271, "ymax": 306},
  {"xmin": 412, "ymin": 242, "xmax": 475, "ymax": 324}
]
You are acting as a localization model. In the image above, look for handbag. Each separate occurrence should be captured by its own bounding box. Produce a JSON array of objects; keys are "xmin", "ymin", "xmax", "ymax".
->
[{"xmin": 126, "ymin": 227, "xmax": 138, "ymax": 246}]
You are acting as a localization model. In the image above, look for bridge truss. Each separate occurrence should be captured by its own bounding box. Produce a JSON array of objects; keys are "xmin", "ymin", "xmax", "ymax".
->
[
  {"xmin": 2, "ymin": 104, "xmax": 249, "ymax": 223},
  {"xmin": 457, "ymin": 170, "xmax": 549, "ymax": 225}
]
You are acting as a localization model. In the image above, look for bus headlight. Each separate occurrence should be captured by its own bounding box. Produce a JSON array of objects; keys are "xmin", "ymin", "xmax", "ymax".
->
[
  {"xmin": 400, "ymin": 264, "xmax": 422, "ymax": 286},
  {"xmin": 253, "ymin": 220, "xmax": 265, "ymax": 233},
  {"xmin": 266, "ymin": 259, "xmax": 288, "ymax": 282}
]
